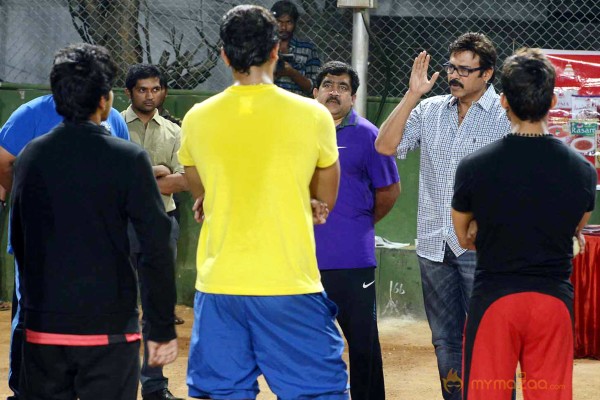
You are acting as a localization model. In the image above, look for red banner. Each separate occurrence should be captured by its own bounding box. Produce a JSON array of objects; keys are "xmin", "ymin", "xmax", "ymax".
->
[{"xmin": 543, "ymin": 50, "xmax": 600, "ymax": 168}]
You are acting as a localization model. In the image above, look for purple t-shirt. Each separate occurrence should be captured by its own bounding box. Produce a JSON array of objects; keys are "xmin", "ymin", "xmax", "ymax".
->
[{"xmin": 315, "ymin": 109, "xmax": 400, "ymax": 270}]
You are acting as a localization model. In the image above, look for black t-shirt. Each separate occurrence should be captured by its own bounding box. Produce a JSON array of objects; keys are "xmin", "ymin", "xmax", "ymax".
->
[{"xmin": 452, "ymin": 135, "xmax": 596, "ymax": 302}]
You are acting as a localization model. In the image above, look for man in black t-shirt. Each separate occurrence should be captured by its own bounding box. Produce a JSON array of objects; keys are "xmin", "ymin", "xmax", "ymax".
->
[
  {"xmin": 451, "ymin": 48, "xmax": 596, "ymax": 400},
  {"xmin": 11, "ymin": 44, "xmax": 178, "ymax": 399}
]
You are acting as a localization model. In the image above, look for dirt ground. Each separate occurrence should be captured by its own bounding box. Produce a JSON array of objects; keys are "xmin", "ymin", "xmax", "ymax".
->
[{"xmin": 0, "ymin": 305, "xmax": 598, "ymax": 399}]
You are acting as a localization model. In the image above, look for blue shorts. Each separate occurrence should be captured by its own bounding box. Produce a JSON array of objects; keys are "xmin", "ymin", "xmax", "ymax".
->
[{"xmin": 187, "ymin": 291, "xmax": 349, "ymax": 399}]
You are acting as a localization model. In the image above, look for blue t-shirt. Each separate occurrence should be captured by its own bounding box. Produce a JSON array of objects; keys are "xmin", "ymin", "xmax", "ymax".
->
[
  {"xmin": 314, "ymin": 109, "xmax": 400, "ymax": 270},
  {"xmin": 0, "ymin": 94, "xmax": 130, "ymax": 253},
  {"xmin": 0, "ymin": 94, "xmax": 129, "ymax": 157}
]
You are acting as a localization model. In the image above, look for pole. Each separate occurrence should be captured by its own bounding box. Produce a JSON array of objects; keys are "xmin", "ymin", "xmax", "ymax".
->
[{"xmin": 352, "ymin": 8, "xmax": 369, "ymax": 117}]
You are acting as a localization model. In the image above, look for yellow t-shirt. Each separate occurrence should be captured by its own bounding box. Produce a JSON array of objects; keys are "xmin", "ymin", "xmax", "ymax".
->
[{"xmin": 179, "ymin": 84, "xmax": 338, "ymax": 295}]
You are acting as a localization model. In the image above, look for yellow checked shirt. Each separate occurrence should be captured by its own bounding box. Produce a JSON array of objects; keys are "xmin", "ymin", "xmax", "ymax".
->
[{"xmin": 122, "ymin": 106, "xmax": 183, "ymax": 212}]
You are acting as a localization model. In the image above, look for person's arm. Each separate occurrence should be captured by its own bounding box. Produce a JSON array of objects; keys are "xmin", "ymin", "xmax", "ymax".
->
[
  {"xmin": 451, "ymin": 209, "xmax": 476, "ymax": 250},
  {"xmin": 156, "ymin": 173, "xmax": 188, "ymax": 195},
  {"xmin": 0, "ymin": 147, "xmax": 16, "ymax": 192},
  {"xmin": 374, "ymin": 182, "xmax": 401, "ymax": 223},
  {"xmin": 157, "ymin": 126, "xmax": 189, "ymax": 195},
  {"xmin": 127, "ymin": 151, "xmax": 177, "ymax": 366},
  {"xmin": 575, "ymin": 211, "xmax": 593, "ymax": 254},
  {"xmin": 277, "ymin": 62, "xmax": 313, "ymax": 94},
  {"xmin": 375, "ymin": 51, "xmax": 440, "ymax": 156},
  {"xmin": 310, "ymin": 160, "xmax": 340, "ymax": 212},
  {"xmin": 184, "ymin": 166, "xmax": 205, "ymax": 223}
]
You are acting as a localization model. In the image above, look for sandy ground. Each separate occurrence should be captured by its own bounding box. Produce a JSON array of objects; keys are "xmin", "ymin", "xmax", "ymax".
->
[{"xmin": 0, "ymin": 305, "xmax": 598, "ymax": 399}]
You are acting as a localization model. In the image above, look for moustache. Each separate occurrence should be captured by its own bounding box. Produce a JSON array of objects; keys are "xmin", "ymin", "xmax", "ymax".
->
[
  {"xmin": 449, "ymin": 79, "xmax": 464, "ymax": 88},
  {"xmin": 326, "ymin": 97, "xmax": 340, "ymax": 104}
]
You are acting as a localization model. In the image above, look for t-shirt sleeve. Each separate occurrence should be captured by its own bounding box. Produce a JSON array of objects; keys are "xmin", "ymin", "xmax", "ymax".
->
[
  {"xmin": 315, "ymin": 106, "xmax": 338, "ymax": 168},
  {"xmin": 177, "ymin": 113, "xmax": 195, "ymax": 166},
  {"xmin": 368, "ymin": 130, "xmax": 400, "ymax": 188},
  {"xmin": 108, "ymin": 109, "xmax": 130, "ymax": 141},
  {"xmin": 397, "ymin": 102, "xmax": 423, "ymax": 159},
  {"xmin": 452, "ymin": 157, "xmax": 473, "ymax": 212},
  {"xmin": 0, "ymin": 104, "xmax": 37, "ymax": 156}
]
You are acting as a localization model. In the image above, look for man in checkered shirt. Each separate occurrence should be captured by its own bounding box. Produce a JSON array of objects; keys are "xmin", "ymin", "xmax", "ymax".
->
[
  {"xmin": 375, "ymin": 33, "xmax": 510, "ymax": 400},
  {"xmin": 271, "ymin": 1, "xmax": 321, "ymax": 96}
]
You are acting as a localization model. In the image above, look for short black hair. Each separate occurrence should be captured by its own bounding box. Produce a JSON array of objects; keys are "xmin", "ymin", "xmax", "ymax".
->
[
  {"xmin": 125, "ymin": 64, "xmax": 166, "ymax": 91},
  {"xmin": 449, "ymin": 32, "xmax": 497, "ymax": 82},
  {"xmin": 315, "ymin": 61, "xmax": 360, "ymax": 95},
  {"xmin": 50, "ymin": 43, "xmax": 117, "ymax": 123},
  {"xmin": 220, "ymin": 5, "xmax": 279, "ymax": 74},
  {"xmin": 501, "ymin": 48, "xmax": 556, "ymax": 123},
  {"xmin": 271, "ymin": 1, "xmax": 299, "ymax": 23}
]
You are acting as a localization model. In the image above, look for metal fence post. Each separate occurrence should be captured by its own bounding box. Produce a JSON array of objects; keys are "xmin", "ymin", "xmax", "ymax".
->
[{"xmin": 352, "ymin": 8, "xmax": 369, "ymax": 117}]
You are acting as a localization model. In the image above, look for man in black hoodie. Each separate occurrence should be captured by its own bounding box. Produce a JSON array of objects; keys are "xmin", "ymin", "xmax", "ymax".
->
[{"xmin": 10, "ymin": 43, "xmax": 178, "ymax": 399}]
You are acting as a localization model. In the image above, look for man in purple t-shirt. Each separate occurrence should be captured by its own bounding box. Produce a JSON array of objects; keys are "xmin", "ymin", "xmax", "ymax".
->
[{"xmin": 313, "ymin": 61, "xmax": 400, "ymax": 400}]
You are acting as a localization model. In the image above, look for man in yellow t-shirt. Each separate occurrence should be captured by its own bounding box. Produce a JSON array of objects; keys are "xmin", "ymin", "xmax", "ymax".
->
[{"xmin": 179, "ymin": 5, "xmax": 349, "ymax": 400}]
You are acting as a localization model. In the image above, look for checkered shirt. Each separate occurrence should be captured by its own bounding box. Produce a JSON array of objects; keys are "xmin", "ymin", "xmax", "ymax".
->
[
  {"xmin": 275, "ymin": 37, "xmax": 321, "ymax": 96},
  {"xmin": 397, "ymin": 85, "xmax": 510, "ymax": 262}
]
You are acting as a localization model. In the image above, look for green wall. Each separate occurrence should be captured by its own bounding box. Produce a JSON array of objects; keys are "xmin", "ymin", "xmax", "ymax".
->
[{"xmin": 1, "ymin": 85, "xmax": 599, "ymax": 310}]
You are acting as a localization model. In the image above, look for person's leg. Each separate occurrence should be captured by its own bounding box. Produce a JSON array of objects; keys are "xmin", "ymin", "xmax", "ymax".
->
[
  {"xmin": 419, "ymin": 246, "xmax": 474, "ymax": 400},
  {"xmin": 187, "ymin": 292, "xmax": 260, "ymax": 399},
  {"xmin": 19, "ymin": 342, "xmax": 76, "ymax": 400},
  {"xmin": 520, "ymin": 293, "xmax": 573, "ymax": 400},
  {"xmin": 8, "ymin": 261, "xmax": 24, "ymax": 400},
  {"xmin": 463, "ymin": 294, "xmax": 521, "ymax": 400},
  {"xmin": 74, "ymin": 341, "xmax": 140, "ymax": 400},
  {"xmin": 321, "ymin": 268, "xmax": 385, "ymax": 400},
  {"xmin": 249, "ymin": 293, "xmax": 349, "ymax": 399},
  {"xmin": 454, "ymin": 250, "xmax": 476, "ymax": 316}
]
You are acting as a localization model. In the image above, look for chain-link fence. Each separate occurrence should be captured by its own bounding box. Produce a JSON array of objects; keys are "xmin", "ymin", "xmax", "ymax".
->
[{"xmin": 1, "ymin": 0, "xmax": 599, "ymax": 98}]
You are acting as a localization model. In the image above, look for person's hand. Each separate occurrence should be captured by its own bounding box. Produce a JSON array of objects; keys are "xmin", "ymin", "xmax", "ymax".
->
[
  {"xmin": 147, "ymin": 338, "xmax": 178, "ymax": 367},
  {"xmin": 467, "ymin": 219, "xmax": 478, "ymax": 243},
  {"xmin": 152, "ymin": 165, "xmax": 171, "ymax": 179},
  {"xmin": 575, "ymin": 231, "xmax": 586, "ymax": 255},
  {"xmin": 408, "ymin": 51, "xmax": 440, "ymax": 97},
  {"xmin": 192, "ymin": 196, "xmax": 205, "ymax": 223},
  {"xmin": 311, "ymin": 199, "xmax": 329, "ymax": 225},
  {"xmin": 276, "ymin": 62, "xmax": 294, "ymax": 78},
  {"xmin": 462, "ymin": 219, "xmax": 477, "ymax": 250}
]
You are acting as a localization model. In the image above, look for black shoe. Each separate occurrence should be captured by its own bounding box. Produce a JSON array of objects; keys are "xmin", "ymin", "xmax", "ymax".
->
[{"xmin": 142, "ymin": 388, "xmax": 184, "ymax": 400}]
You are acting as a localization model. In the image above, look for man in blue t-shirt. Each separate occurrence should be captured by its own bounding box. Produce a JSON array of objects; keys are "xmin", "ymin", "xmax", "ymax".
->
[
  {"xmin": 313, "ymin": 61, "xmax": 400, "ymax": 400},
  {"xmin": 0, "ymin": 93, "xmax": 129, "ymax": 400}
]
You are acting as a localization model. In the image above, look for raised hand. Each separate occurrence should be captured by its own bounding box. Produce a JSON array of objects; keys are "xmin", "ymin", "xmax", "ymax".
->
[{"xmin": 409, "ymin": 51, "xmax": 440, "ymax": 97}]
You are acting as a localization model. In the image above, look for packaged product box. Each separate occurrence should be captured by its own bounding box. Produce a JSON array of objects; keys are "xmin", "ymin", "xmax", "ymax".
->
[{"xmin": 569, "ymin": 120, "xmax": 597, "ymax": 154}]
